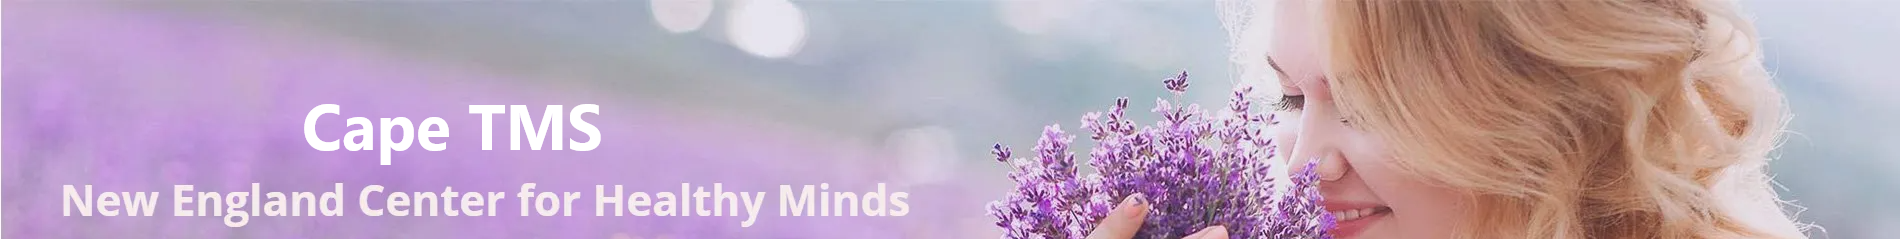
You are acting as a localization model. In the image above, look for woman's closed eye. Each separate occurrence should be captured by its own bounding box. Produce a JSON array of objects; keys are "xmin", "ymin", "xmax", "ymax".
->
[
  {"xmin": 1270, "ymin": 94, "xmax": 1354, "ymax": 128},
  {"xmin": 1272, "ymin": 95, "xmax": 1306, "ymax": 111}
]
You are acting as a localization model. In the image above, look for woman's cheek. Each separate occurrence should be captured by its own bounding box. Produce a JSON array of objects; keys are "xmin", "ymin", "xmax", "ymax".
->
[
  {"xmin": 1343, "ymin": 131, "xmax": 1464, "ymax": 238},
  {"xmin": 1385, "ymin": 182, "xmax": 1464, "ymax": 239},
  {"xmin": 1337, "ymin": 128, "xmax": 1466, "ymax": 239}
]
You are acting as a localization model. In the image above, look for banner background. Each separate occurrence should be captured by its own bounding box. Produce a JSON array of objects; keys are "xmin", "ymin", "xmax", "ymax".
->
[{"xmin": 6, "ymin": 1, "xmax": 1898, "ymax": 238}]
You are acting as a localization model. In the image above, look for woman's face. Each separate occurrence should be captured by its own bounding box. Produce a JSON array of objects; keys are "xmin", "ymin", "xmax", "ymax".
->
[{"xmin": 1268, "ymin": 1, "xmax": 1465, "ymax": 238}]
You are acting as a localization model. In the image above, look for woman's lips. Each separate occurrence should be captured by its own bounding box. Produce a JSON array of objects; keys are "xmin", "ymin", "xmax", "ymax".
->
[
  {"xmin": 1323, "ymin": 201, "xmax": 1392, "ymax": 238},
  {"xmin": 1331, "ymin": 206, "xmax": 1388, "ymax": 221}
]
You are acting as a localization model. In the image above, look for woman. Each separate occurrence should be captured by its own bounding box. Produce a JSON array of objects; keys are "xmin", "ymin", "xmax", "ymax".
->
[{"xmin": 1088, "ymin": 0, "xmax": 1811, "ymax": 238}]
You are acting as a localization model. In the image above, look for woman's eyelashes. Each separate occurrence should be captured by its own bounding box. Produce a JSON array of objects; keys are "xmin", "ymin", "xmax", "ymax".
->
[
  {"xmin": 1272, "ymin": 95, "xmax": 1306, "ymax": 111},
  {"xmin": 1269, "ymin": 94, "xmax": 1353, "ymax": 128}
]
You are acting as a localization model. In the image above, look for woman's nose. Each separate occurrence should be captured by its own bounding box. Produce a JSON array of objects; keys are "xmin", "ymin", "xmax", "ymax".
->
[
  {"xmin": 1306, "ymin": 153, "xmax": 1347, "ymax": 182},
  {"xmin": 1290, "ymin": 147, "xmax": 1348, "ymax": 181},
  {"xmin": 1288, "ymin": 119, "xmax": 1349, "ymax": 182}
]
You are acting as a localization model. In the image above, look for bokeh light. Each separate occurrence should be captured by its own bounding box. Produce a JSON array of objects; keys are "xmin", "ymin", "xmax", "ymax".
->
[
  {"xmin": 651, "ymin": 0, "xmax": 716, "ymax": 34},
  {"xmin": 726, "ymin": 0, "xmax": 807, "ymax": 59}
]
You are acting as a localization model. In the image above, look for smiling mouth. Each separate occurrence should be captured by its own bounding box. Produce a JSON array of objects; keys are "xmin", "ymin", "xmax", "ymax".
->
[{"xmin": 1329, "ymin": 206, "xmax": 1391, "ymax": 222}]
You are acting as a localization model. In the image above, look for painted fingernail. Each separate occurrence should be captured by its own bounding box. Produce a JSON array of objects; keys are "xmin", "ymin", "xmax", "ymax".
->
[{"xmin": 1128, "ymin": 193, "xmax": 1148, "ymax": 206}]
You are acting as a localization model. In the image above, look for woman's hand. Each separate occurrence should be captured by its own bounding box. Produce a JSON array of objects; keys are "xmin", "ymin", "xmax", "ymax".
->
[{"xmin": 1084, "ymin": 194, "xmax": 1230, "ymax": 239}]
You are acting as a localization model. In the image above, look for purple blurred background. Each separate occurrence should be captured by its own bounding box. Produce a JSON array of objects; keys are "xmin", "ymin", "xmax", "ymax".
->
[{"xmin": 5, "ymin": 2, "xmax": 981, "ymax": 238}]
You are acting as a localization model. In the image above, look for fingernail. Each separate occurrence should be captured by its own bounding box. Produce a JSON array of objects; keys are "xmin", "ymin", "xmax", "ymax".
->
[{"xmin": 1123, "ymin": 193, "xmax": 1148, "ymax": 207}]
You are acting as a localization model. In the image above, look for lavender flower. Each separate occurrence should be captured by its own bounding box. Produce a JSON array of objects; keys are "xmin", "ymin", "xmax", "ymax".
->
[
  {"xmin": 1163, "ymin": 71, "xmax": 1190, "ymax": 94},
  {"xmin": 988, "ymin": 71, "xmax": 1334, "ymax": 239}
]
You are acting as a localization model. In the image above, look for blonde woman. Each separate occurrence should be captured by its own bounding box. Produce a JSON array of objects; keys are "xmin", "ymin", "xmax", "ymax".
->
[{"xmin": 1087, "ymin": 0, "xmax": 1812, "ymax": 238}]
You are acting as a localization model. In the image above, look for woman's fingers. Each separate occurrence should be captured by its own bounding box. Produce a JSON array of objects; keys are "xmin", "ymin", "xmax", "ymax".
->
[
  {"xmin": 1185, "ymin": 225, "xmax": 1229, "ymax": 239},
  {"xmin": 1080, "ymin": 193, "xmax": 1228, "ymax": 239},
  {"xmin": 1084, "ymin": 193, "xmax": 1149, "ymax": 239}
]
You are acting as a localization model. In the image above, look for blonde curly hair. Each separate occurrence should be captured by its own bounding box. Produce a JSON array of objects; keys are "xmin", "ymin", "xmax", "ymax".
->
[{"xmin": 1316, "ymin": 0, "xmax": 1810, "ymax": 238}]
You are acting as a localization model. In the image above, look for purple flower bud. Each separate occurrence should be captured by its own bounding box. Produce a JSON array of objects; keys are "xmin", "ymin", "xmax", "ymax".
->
[
  {"xmin": 993, "ymin": 144, "xmax": 1013, "ymax": 163},
  {"xmin": 1163, "ymin": 70, "xmax": 1190, "ymax": 94}
]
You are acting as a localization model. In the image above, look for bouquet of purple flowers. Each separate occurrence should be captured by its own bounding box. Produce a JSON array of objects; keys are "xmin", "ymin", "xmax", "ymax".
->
[{"xmin": 988, "ymin": 71, "xmax": 1334, "ymax": 239}]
